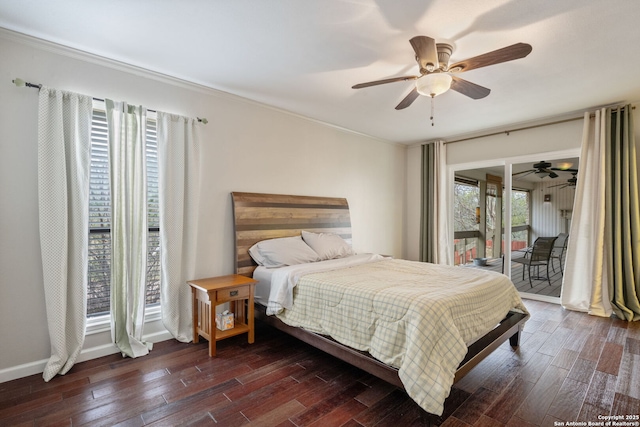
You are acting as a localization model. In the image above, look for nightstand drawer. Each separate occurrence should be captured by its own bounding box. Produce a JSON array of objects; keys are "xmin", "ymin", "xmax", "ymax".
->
[{"xmin": 217, "ymin": 285, "xmax": 250, "ymax": 302}]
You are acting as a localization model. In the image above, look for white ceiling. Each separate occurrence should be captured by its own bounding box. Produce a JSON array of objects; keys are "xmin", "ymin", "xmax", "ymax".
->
[{"xmin": 2, "ymin": 0, "xmax": 640, "ymax": 144}]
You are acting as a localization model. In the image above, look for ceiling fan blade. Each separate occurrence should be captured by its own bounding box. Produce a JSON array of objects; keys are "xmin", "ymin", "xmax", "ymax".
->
[
  {"xmin": 395, "ymin": 87, "xmax": 420, "ymax": 110},
  {"xmin": 410, "ymin": 36, "xmax": 439, "ymax": 73},
  {"xmin": 449, "ymin": 43, "xmax": 532, "ymax": 73},
  {"xmin": 450, "ymin": 76, "xmax": 491, "ymax": 99},
  {"xmin": 550, "ymin": 167, "xmax": 579, "ymax": 173},
  {"xmin": 352, "ymin": 75, "xmax": 419, "ymax": 89},
  {"xmin": 513, "ymin": 169, "xmax": 535, "ymax": 176},
  {"xmin": 514, "ymin": 171, "xmax": 536, "ymax": 180}
]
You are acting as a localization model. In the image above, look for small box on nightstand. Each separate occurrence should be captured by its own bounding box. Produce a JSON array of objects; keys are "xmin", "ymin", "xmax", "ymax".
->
[{"xmin": 216, "ymin": 311, "xmax": 234, "ymax": 331}]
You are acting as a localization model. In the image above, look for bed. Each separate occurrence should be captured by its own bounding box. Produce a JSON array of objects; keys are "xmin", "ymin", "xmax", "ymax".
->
[{"xmin": 231, "ymin": 191, "xmax": 528, "ymax": 417}]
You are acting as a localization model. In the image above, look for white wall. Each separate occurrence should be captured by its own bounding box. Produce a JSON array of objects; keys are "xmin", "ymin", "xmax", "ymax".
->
[
  {"xmin": 530, "ymin": 181, "xmax": 576, "ymax": 239},
  {"xmin": 0, "ymin": 31, "xmax": 407, "ymax": 381}
]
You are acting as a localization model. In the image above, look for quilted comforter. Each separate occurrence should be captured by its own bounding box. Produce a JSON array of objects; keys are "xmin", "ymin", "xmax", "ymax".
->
[{"xmin": 266, "ymin": 256, "xmax": 528, "ymax": 416}]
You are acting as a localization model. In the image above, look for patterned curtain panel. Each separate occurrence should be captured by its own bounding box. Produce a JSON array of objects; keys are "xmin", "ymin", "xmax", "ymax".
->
[
  {"xmin": 605, "ymin": 106, "xmax": 640, "ymax": 321},
  {"xmin": 105, "ymin": 100, "xmax": 152, "ymax": 357},
  {"xmin": 38, "ymin": 87, "xmax": 93, "ymax": 381},
  {"xmin": 157, "ymin": 112, "xmax": 201, "ymax": 343}
]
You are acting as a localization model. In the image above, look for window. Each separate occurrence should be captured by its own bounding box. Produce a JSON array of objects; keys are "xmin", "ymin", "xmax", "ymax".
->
[{"xmin": 87, "ymin": 108, "xmax": 160, "ymax": 317}]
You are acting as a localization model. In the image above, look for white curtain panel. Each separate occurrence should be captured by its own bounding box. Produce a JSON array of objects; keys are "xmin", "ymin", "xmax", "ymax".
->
[
  {"xmin": 433, "ymin": 140, "xmax": 453, "ymax": 265},
  {"xmin": 105, "ymin": 100, "xmax": 152, "ymax": 357},
  {"xmin": 157, "ymin": 112, "xmax": 201, "ymax": 343},
  {"xmin": 561, "ymin": 110, "xmax": 612, "ymax": 317},
  {"xmin": 38, "ymin": 87, "xmax": 93, "ymax": 381}
]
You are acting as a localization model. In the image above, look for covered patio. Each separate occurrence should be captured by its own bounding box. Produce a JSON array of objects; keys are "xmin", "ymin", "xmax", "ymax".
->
[
  {"xmin": 454, "ymin": 157, "xmax": 578, "ymax": 299},
  {"xmin": 464, "ymin": 254, "xmax": 564, "ymax": 298}
]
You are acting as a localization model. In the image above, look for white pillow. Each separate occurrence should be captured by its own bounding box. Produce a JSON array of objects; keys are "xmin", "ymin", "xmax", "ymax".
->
[
  {"xmin": 248, "ymin": 245, "xmax": 269, "ymax": 267},
  {"xmin": 301, "ymin": 230, "xmax": 354, "ymax": 261},
  {"xmin": 248, "ymin": 236, "xmax": 320, "ymax": 268}
]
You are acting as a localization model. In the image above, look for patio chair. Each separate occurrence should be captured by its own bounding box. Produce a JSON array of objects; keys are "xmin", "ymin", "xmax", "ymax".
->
[
  {"xmin": 511, "ymin": 236, "xmax": 557, "ymax": 287},
  {"xmin": 550, "ymin": 233, "xmax": 569, "ymax": 275}
]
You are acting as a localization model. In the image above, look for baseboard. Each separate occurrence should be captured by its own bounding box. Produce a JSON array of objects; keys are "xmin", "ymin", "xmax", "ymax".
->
[
  {"xmin": 0, "ymin": 359, "xmax": 48, "ymax": 384},
  {"xmin": 519, "ymin": 292, "xmax": 561, "ymax": 304},
  {"xmin": 0, "ymin": 330, "xmax": 174, "ymax": 383}
]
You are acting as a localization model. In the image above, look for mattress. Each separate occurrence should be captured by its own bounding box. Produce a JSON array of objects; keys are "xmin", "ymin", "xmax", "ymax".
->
[{"xmin": 252, "ymin": 266, "xmax": 275, "ymax": 307}]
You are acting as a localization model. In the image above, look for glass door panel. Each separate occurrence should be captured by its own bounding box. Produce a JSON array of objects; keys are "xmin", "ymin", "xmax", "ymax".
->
[
  {"xmin": 510, "ymin": 157, "xmax": 579, "ymax": 298},
  {"xmin": 453, "ymin": 176, "xmax": 480, "ymax": 265},
  {"xmin": 453, "ymin": 166, "xmax": 503, "ymax": 270},
  {"xmin": 485, "ymin": 174, "xmax": 503, "ymax": 260}
]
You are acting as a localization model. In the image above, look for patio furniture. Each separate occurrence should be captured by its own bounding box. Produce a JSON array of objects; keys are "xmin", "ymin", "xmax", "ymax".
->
[
  {"xmin": 550, "ymin": 233, "xmax": 569, "ymax": 275},
  {"xmin": 516, "ymin": 246, "xmax": 532, "ymax": 258},
  {"xmin": 511, "ymin": 236, "xmax": 557, "ymax": 287}
]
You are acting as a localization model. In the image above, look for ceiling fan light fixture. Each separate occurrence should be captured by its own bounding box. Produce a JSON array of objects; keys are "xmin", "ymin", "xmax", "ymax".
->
[
  {"xmin": 555, "ymin": 162, "xmax": 573, "ymax": 170},
  {"xmin": 415, "ymin": 73, "xmax": 452, "ymax": 97}
]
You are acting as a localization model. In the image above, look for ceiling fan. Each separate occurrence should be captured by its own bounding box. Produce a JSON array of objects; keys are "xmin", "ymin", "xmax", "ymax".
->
[
  {"xmin": 351, "ymin": 36, "xmax": 532, "ymax": 111},
  {"xmin": 513, "ymin": 161, "xmax": 578, "ymax": 180},
  {"xmin": 549, "ymin": 172, "xmax": 578, "ymax": 189}
]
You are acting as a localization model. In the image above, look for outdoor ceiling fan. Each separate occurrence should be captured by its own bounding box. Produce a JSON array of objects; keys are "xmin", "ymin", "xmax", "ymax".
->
[
  {"xmin": 512, "ymin": 161, "xmax": 578, "ymax": 180},
  {"xmin": 549, "ymin": 172, "xmax": 578, "ymax": 189},
  {"xmin": 351, "ymin": 35, "xmax": 533, "ymax": 114}
]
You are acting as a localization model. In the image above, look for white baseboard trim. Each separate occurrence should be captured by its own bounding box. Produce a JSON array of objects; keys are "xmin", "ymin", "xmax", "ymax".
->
[
  {"xmin": 0, "ymin": 359, "xmax": 48, "ymax": 384},
  {"xmin": 0, "ymin": 330, "xmax": 174, "ymax": 384},
  {"xmin": 519, "ymin": 292, "xmax": 561, "ymax": 305}
]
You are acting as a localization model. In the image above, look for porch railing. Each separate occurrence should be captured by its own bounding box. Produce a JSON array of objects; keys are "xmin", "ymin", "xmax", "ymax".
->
[{"xmin": 454, "ymin": 225, "xmax": 530, "ymax": 266}]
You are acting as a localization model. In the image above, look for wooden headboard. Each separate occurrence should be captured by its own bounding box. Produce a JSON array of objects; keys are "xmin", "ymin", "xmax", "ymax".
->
[{"xmin": 231, "ymin": 192, "xmax": 352, "ymax": 277}]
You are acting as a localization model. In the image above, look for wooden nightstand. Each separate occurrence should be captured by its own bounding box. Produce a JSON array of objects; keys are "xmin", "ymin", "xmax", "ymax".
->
[{"xmin": 188, "ymin": 274, "xmax": 257, "ymax": 357}]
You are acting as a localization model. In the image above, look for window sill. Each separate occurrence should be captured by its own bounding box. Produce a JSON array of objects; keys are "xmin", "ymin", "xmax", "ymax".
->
[{"xmin": 86, "ymin": 304, "xmax": 162, "ymax": 336}]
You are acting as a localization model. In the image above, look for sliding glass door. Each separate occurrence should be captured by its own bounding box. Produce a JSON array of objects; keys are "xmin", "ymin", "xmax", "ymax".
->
[{"xmin": 452, "ymin": 151, "xmax": 579, "ymax": 301}]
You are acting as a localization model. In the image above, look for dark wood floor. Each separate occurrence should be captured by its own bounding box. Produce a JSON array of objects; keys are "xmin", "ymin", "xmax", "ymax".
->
[{"xmin": 1, "ymin": 300, "xmax": 638, "ymax": 426}]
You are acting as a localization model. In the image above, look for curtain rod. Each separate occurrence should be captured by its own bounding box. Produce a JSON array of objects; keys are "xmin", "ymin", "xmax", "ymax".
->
[
  {"xmin": 443, "ymin": 105, "xmax": 635, "ymax": 146},
  {"xmin": 11, "ymin": 78, "xmax": 208, "ymax": 124}
]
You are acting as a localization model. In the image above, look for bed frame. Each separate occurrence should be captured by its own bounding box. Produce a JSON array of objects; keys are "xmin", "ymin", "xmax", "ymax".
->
[{"xmin": 231, "ymin": 191, "xmax": 528, "ymax": 392}]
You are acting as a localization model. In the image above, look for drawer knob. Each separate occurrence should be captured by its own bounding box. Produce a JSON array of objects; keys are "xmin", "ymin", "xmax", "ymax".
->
[{"xmin": 230, "ymin": 290, "xmax": 238, "ymax": 297}]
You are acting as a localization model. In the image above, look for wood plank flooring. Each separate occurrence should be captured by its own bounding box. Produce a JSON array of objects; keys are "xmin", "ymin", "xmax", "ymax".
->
[
  {"xmin": 1, "ymin": 299, "xmax": 638, "ymax": 426},
  {"xmin": 464, "ymin": 255, "xmax": 565, "ymax": 298}
]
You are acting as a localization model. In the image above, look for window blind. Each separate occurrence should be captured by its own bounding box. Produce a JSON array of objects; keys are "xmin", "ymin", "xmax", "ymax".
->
[{"xmin": 87, "ymin": 108, "xmax": 161, "ymax": 317}]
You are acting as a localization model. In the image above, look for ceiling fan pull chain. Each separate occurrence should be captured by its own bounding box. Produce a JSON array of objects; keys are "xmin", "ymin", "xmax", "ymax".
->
[{"xmin": 430, "ymin": 94, "xmax": 435, "ymax": 126}]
